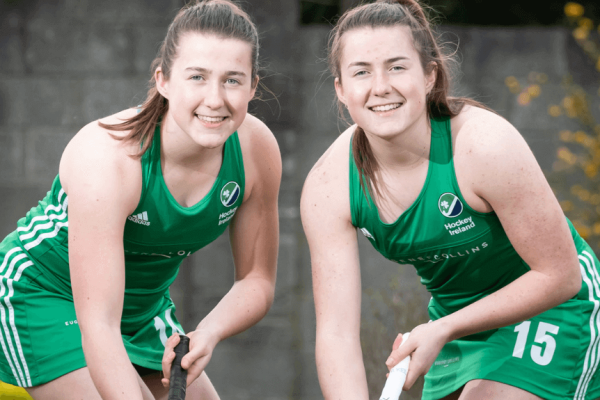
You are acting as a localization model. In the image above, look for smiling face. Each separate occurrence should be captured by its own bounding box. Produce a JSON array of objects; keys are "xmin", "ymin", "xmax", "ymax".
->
[
  {"xmin": 156, "ymin": 32, "xmax": 256, "ymax": 150},
  {"xmin": 335, "ymin": 25, "xmax": 436, "ymax": 141}
]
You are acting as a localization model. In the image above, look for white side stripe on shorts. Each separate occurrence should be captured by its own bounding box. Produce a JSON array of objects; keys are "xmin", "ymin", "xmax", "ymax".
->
[
  {"xmin": 0, "ymin": 248, "xmax": 33, "ymax": 387},
  {"xmin": 0, "ymin": 248, "xmax": 25, "ymax": 387},
  {"xmin": 0, "ymin": 192, "xmax": 69, "ymax": 387},
  {"xmin": 154, "ymin": 317, "xmax": 168, "ymax": 346},
  {"xmin": 574, "ymin": 252, "xmax": 600, "ymax": 400},
  {"xmin": 165, "ymin": 309, "xmax": 183, "ymax": 335},
  {"xmin": 5, "ymin": 260, "xmax": 33, "ymax": 387}
]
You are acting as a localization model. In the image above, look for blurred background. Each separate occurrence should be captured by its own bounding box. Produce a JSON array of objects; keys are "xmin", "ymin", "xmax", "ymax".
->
[{"xmin": 0, "ymin": 0, "xmax": 599, "ymax": 398}]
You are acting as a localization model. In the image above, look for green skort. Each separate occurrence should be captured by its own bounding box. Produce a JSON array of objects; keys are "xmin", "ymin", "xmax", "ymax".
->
[
  {"xmin": 0, "ymin": 232, "xmax": 184, "ymax": 388},
  {"xmin": 424, "ymin": 248, "xmax": 600, "ymax": 400}
]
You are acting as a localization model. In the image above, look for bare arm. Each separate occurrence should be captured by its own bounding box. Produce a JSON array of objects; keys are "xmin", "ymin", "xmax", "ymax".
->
[
  {"xmin": 388, "ymin": 110, "xmax": 582, "ymax": 388},
  {"xmin": 162, "ymin": 116, "xmax": 282, "ymax": 387},
  {"xmin": 300, "ymin": 135, "xmax": 369, "ymax": 400},
  {"xmin": 61, "ymin": 121, "xmax": 145, "ymax": 399}
]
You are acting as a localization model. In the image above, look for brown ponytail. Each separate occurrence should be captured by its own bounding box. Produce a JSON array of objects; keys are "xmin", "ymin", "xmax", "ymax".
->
[
  {"xmin": 329, "ymin": 0, "xmax": 490, "ymax": 199},
  {"xmin": 99, "ymin": 0, "xmax": 260, "ymax": 157}
]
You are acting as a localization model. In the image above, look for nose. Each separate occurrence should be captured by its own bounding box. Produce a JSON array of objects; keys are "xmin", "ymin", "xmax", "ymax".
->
[
  {"xmin": 372, "ymin": 71, "xmax": 392, "ymax": 97},
  {"xmin": 203, "ymin": 81, "xmax": 225, "ymax": 109}
]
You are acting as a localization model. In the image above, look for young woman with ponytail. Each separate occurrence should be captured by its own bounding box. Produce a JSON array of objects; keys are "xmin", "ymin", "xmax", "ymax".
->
[
  {"xmin": 301, "ymin": 0, "xmax": 600, "ymax": 399},
  {"xmin": 0, "ymin": 1, "xmax": 281, "ymax": 399}
]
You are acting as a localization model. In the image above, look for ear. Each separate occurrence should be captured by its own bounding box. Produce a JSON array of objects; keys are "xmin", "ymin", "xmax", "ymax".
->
[
  {"xmin": 424, "ymin": 62, "xmax": 437, "ymax": 95},
  {"xmin": 334, "ymin": 77, "xmax": 347, "ymax": 107},
  {"xmin": 250, "ymin": 75, "xmax": 259, "ymax": 99},
  {"xmin": 155, "ymin": 67, "xmax": 170, "ymax": 100}
]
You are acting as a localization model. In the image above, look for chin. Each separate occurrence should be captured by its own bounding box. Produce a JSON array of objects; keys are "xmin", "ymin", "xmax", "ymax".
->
[{"xmin": 192, "ymin": 132, "xmax": 231, "ymax": 149}]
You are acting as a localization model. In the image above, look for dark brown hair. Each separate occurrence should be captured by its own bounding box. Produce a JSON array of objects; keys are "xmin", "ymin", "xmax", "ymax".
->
[
  {"xmin": 329, "ymin": 0, "xmax": 488, "ymax": 198},
  {"xmin": 99, "ymin": 0, "xmax": 260, "ymax": 157}
]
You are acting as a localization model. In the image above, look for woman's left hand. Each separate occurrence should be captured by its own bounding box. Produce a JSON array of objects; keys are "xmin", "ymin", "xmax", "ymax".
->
[
  {"xmin": 161, "ymin": 329, "xmax": 220, "ymax": 388},
  {"xmin": 385, "ymin": 321, "xmax": 452, "ymax": 390}
]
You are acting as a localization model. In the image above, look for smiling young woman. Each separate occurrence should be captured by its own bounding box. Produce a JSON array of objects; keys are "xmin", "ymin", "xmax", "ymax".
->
[
  {"xmin": 300, "ymin": 1, "xmax": 600, "ymax": 399},
  {"xmin": 0, "ymin": 1, "xmax": 281, "ymax": 399}
]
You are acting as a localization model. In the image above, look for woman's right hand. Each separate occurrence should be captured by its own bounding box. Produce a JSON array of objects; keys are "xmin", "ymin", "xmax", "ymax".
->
[
  {"xmin": 385, "ymin": 321, "xmax": 452, "ymax": 390},
  {"xmin": 161, "ymin": 329, "xmax": 219, "ymax": 388}
]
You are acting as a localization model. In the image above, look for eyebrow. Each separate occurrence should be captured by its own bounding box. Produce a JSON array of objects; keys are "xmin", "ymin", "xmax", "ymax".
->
[
  {"xmin": 347, "ymin": 56, "xmax": 409, "ymax": 68},
  {"xmin": 184, "ymin": 67, "xmax": 247, "ymax": 77}
]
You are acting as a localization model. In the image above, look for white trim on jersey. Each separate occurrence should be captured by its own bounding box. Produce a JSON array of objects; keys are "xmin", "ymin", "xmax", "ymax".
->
[
  {"xmin": 18, "ymin": 192, "xmax": 69, "ymax": 250},
  {"xmin": 23, "ymin": 222, "xmax": 69, "ymax": 251}
]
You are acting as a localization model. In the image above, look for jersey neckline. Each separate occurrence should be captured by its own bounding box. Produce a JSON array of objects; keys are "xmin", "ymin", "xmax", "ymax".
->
[
  {"xmin": 153, "ymin": 124, "xmax": 235, "ymax": 211},
  {"xmin": 352, "ymin": 120, "xmax": 440, "ymax": 227}
]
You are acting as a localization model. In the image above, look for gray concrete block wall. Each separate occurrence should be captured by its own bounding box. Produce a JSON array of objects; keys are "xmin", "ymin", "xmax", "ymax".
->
[{"xmin": 1, "ymin": 1, "xmax": 599, "ymax": 399}]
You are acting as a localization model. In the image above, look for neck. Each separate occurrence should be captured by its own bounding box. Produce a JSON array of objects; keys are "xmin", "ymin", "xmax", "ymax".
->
[
  {"xmin": 363, "ymin": 113, "xmax": 431, "ymax": 171},
  {"xmin": 160, "ymin": 113, "xmax": 224, "ymax": 170}
]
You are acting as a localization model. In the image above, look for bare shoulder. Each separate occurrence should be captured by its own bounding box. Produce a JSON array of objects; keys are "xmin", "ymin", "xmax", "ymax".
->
[
  {"xmin": 451, "ymin": 105, "xmax": 546, "ymax": 208},
  {"xmin": 451, "ymin": 105, "xmax": 525, "ymax": 159},
  {"xmin": 236, "ymin": 113, "xmax": 282, "ymax": 199},
  {"xmin": 304, "ymin": 125, "xmax": 354, "ymax": 192},
  {"xmin": 59, "ymin": 109, "xmax": 143, "ymax": 210},
  {"xmin": 301, "ymin": 125, "xmax": 355, "ymax": 224},
  {"xmin": 237, "ymin": 113, "xmax": 280, "ymax": 159}
]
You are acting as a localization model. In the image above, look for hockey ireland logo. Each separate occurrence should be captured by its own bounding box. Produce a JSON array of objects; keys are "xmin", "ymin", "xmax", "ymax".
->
[
  {"xmin": 438, "ymin": 193, "xmax": 463, "ymax": 218},
  {"xmin": 220, "ymin": 181, "xmax": 240, "ymax": 207}
]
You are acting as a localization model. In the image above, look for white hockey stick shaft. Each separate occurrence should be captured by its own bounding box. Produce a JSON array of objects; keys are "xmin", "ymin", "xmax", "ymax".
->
[{"xmin": 379, "ymin": 332, "xmax": 411, "ymax": 400}]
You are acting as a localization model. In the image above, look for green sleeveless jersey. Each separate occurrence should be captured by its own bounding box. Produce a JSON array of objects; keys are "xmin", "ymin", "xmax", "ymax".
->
[
  {"xmin": 13, "ymin": 125, "xmax": 245, "ymax": 332},
  {"xmin": 350, "ymin": 117, "xmax": 586, "ymax": 317}
]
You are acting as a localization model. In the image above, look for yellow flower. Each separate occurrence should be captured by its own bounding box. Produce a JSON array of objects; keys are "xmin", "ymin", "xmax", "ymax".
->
[
  {"xmin": 573, "ymin": 27, "xmax": 589, "ymax": 40},
  {"xmin": 573, "ymin": 220, "xmax": 591, "ymax": 239},
  {"xmin": 580, "ymin": 190, "xmax": 591, "ymax": 202},
  {"xmin": 578, "ymin": 17, "xmax": 594, "ymax": 30},
  {"xmin": 505, "ymin": 76, "xmax": 520, "ymax": 93},
  {"xmin": 549, "ymin": 105, "xmax": 562, "ymax": 117},
  {"xmin": 518, "ymin": 92, "xmax": 531, "ymax": 105},
  {"xmin": 562, "ymin": 97, "xmax": 574, "ymax": 109},
  {"xmin": 561, "ymin": 200, "xmax": 574, "ymax": 212},
  {"xmin": 575, "ymin": 130, "xmax": 587, "ymax": 143},
  {"xmin": 528, "ymin": 84, "xmax": 541, "ymax": 98},
  {"xmin": 560, "ymin": 148, "xmax": 577, "ymax": 165},
  {"xmin": 585, "ymin": 164, "xmax": 597, "ymax": 178},
  {"xmin": 505, "ymin": 76, "xmax": 517, "ymax": 86},
  {"xmin": 583, "ymin": 137, "xmax": 596, "ymax": 148},
  {"xmin": 565, "ymin": 2, "xmax": 584, "ymax": 17},
  {"xmin": 560, "ymin": 130, "xmax": 572, "ymax": 141},
  {"xmin": 571, "ymin": 185, "xmax": 583, "ymax": 196}
]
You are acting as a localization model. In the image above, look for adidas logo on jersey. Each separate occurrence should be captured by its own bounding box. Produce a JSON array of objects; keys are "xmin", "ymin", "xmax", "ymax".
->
[{"xmin": 128, "ymin": 211, "xmax": 151, "ymax": 226}]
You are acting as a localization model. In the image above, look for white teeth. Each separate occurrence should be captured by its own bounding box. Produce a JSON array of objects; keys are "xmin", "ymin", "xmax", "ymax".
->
[
  {"xmin": 371, "ymin": 103, "xmax": 401, "ymax": 112},
  {"xmin": 197, "ymin": 115, "xmax": 226, "ymax": 123}
]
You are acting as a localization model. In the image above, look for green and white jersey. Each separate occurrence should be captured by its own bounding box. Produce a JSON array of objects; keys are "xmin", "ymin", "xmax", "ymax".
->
[
  {"xmin": 349, "ymin": 117, "xmax": 588, "ymax": 318},
  {"xmin": 13, "ymin": 124, "xmax": 245, "ymax": 333},
  {"xmin": 350, "ymin": 117, "xmax": 600, "ymax": 399}
]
